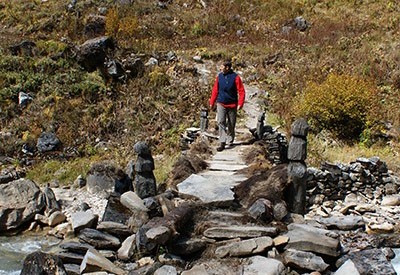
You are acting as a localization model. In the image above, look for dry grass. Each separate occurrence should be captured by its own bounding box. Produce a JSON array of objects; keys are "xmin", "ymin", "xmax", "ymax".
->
[{"xmin": 1, "ymin": 0, "xmax": 400, "ymax": 182}]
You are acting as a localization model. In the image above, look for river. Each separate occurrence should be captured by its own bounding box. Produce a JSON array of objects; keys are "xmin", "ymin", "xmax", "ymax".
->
[
  {"xmin": 0, "ymin": 233, "xmax": 61, "ymax": 275},
  {"xmin": 0, "ymin": 235, "xmax": 400, "ymax": 274}
]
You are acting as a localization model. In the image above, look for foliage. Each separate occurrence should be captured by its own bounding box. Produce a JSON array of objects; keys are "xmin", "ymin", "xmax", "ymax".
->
[
  {"xmin": 294, "ymin": 74, "xmax": 379, "ymax": 141},
  {"xmin": 0, "ymin": 0, "xmax": 399, "ymax": 177}
]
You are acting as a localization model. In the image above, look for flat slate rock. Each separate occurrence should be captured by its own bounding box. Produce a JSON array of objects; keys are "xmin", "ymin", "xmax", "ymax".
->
[
  {"xmin": 177, "ymin": 174, "xmax": 244, "ymax": 204},
  {"xmin": 204, "ymin": 225, "xmax": 278, "ymax": 239},
  {"xmin": 285, "ymin": 223, "xmax": 340, "ymax": 257}
]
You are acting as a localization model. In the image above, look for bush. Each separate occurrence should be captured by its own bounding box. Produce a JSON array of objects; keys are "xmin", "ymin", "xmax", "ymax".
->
[{"xmin": 294, "ymin": 73, "xmax": 379, "ymax": 140}]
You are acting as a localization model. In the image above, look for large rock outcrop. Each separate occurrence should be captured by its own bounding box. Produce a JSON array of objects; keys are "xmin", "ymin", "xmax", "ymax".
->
[{"xmin": 0, "ymin": 178, "xmax": 45, "ymax": 232}]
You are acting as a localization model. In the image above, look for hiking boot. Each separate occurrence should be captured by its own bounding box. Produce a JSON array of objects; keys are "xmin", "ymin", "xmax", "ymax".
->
[
  {"xmin": 226, "ymin": 142, "xmax": 234, "ymax": 148},
  {"xmin": 216, "ymin": 143, "xmax": 225, "ymax": 151}
]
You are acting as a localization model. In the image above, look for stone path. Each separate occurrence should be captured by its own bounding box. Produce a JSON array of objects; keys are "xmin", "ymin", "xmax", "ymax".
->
[{"xmin": 177, "ymin": 84, "xmax": 262, "ymax": 204}]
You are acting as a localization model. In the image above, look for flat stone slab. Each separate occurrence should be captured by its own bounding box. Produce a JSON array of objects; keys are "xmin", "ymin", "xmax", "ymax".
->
[
  {"xmin": 215, "ymin": 236, "xmax": 273, "ymax": 258},
  {"xmin": 177, "ymin": 174, "xmax": 244, "ymax": 203},
  {"xmin": 207, "ymin": 161, "xmax": 247, "ymax": 171},
  {"xmin": 285, "ymin": 223, "xmax": 340, "ymax": 257},
  {"xmin": 204, "ymin": 226, "xmax": 278, "ymax": 239},
  {"xmin": 316, "ymin": 216, "xmax": 365, "ymax": 230}
]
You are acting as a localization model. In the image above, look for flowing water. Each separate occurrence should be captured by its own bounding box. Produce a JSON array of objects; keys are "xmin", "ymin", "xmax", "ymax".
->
[
  {"xmin": 0, "ymin": 234, "xmax": 399, "ymax": 274},
  {"xmin": 0, "ymin": 233, "xmax": 61, "ymax": 275}
]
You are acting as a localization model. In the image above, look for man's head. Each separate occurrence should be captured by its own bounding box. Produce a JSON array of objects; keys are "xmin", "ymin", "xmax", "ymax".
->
[{"xmin": 220, "ymin": 60, "xmax": 232, "ymax": 74}]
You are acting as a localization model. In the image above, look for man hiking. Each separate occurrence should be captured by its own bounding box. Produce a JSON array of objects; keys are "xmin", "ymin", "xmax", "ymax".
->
[{"xmin": 209, "ymin": 60, "xmax": 246, "ymax": 151}]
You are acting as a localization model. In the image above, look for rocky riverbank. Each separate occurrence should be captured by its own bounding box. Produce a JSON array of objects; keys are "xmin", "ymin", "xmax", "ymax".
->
[{"xmin": 1, "ymin": 136, "xmax": 400, "ymax": 275}]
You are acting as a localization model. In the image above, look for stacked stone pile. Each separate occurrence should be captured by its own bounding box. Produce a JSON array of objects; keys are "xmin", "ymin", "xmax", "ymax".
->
[
  {"xmin": 306, "ymin": 157, "xmax": 399, "ymax": 205},
  {"xmin": 253, "ymin": 112, "xmax": 288, "ymax": 165}
]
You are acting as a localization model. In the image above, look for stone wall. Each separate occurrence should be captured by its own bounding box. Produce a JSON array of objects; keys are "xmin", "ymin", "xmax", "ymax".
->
[{"xmin": 306, "ymin": 157, "xmax": 400, "ymax": 206}]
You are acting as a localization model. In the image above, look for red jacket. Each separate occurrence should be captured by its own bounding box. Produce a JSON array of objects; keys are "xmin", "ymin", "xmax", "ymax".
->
[{"xmin": 209, "ymin": 73, "xmax": 246, "ymax": 109}]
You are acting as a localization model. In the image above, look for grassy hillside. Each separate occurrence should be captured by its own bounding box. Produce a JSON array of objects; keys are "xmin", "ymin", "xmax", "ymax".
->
[{"xmin": 0, "ymin": 0, "xmax": 399, "ymax": 184}]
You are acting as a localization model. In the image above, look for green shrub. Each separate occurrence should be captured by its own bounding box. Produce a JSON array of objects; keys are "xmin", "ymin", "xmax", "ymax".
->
[{"xmin": 295, "ymin": 73, "xmax": 379, "ymax": 140}]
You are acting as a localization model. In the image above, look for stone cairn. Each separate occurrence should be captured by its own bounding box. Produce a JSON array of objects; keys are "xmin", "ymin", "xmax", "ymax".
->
[
  {"xmin": 306, "ymin": 156, "xmax": 400, "ymax": 206},
  {"xmin": 199, "ymin": 108, "xmax": 208, "ymax": 132},
  {"xmin": 132, "ymin": 141, "xmax": 157, "ymax": 199},
  {"xmin": 287, "ymin": 118, "xmax": 309, "ymax": 214},
  {"xmin": 253, "ymin": 112, "xmax": 288, "ymax": 165}
]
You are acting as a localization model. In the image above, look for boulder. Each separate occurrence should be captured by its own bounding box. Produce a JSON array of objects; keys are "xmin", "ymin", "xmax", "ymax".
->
[
  {"xmin": 77, "ymin": 36, "xmax": 115, "ymax": 72},
  {"xmin": 20, "ymin": 251, "xmax": 67, "ymax": 275},
  {"xmin": 86, "ymin": 161, "xmax": 132, "ymax": 196},
  {"xmin": 117, "ymin": 234, "xmax": 136, "ymax": 261},
  {"xmin": 285, "ymin": 223, "xmax": 340, "ymax": 257},
  {"xmin": 336, "ymin": 248, "xmax": 396, "ymax": 275},
  {"xmin": 78, "ymin": 228, "xmax": 121, "ymax": 250},
  {"xmin": 242, "ymin": 256, "xmax": 286, "ymax": 275},
  {"xmin": 283, "ymin": 249, "xmax": 329, "ymax": 272},
  {"xmin": 70, "ymin": 210, "xmax": 98, "ymax": 233},
  {"xmin": 334, "ymin": 259, "xmax": 360, "ymax": 275},
  {"xmin": 36, "ymin": 132, "xmax": 61, "ymax": 153},
  {"xmin": 97, "ymin": 221, "xmax": 133, "ymax": 239},
  {"xmin": 0, "ymin": 178, "xmax": 45, "ymax": 232},
  {"xmin": 215, "ymin": 236, "xmax": 273, "ymax": 258},
  {"xmin": 80, "ymin": 248, "xmax": 126, "ymax": 275}
]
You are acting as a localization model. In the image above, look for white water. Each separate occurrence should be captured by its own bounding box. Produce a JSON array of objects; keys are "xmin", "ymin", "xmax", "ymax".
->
[
  {"xmin": 0, "ymin": 234, "xmax": 60, "ymax": 274},
  {"xmin": 392, "ymin": 248, "xmax": 400, "ymax": 274}
]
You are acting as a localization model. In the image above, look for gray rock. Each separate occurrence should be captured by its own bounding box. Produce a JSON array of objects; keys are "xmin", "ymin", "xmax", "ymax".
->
[
  {"xmin": 291, "ymin": 118, "xmax": 309, "ymax": 137},
  {"xmin": 134, "ymin": 141, "xmax": 151, "ymax": 156},
  {"xmin": 48, "ymin": 211, "xmax": 67, "ymax": 227},
  {"xmin": 204, "ymin": 225, "xmax": 278, "ymax": 239},
  {"xmin": 294, "ymin": 16, "xmax": 310, "ymax": 32},
  {"xmin": 64, "ymin": 264, "xmax": 80, "ymax": 275},
  {"xmin": 117, "ymin": 234, "xmax": 136, "ymax": 261},
  {"xmin": 242, "ymin": 255, "xmax": 286, "ymax": 275},
  {"xmin": 80, "ymin": 248, "xmax": 126, "ymax": 275},
  {"xmin": 154, "ymin": 265, "xmax": 177, "ymax": 275},
  {"xmin": 60, "ymin": 241, "xmax": 94, "ymax": 255},
  {"xmin": 36, "ymin": 132, "xmax": 61, "ymax": 153},
  {"xmin": 247, "ymin": 198, "xmax": 273, "ymax": 222},
  {"xmin": 71, "ymin": 210, "xmax": 98, "ymax": 233},
  {"xmin": 0, "ymin": 178, "xmax": 45, "ymax": 232},
  {"xmin": 78, "ymin": 228, "xmax": 121, "ymax": 250},
  {"xmin": 97, "ymin": 221, "xmax": 133, "ymax": 239},
  {"xmin": 334, "ymin": 259, "xmax": 360, "ymax": 275},
  {"xmin": 77, "ymin": 36, "xmax": 115, "ymax": 72},
  {"xmin": 18, "ymin": 92, "xmax": 33, "ymax": 107},
  {"xmin": 134, "ymin": 172, "xmax": 157, "ymax": 199},
  {"xmin": 273, "ymin": 201, "xmax": 288, "ymax": 221},
  {"xmin": 21, "ymin": 251, "xmax": 67, "ymax": 275},
  {"xmin": 146, "ymin": 226, "xmax": 172, "ymax": 245},
  {"xmin": 43, "ymin": 186, "xmax": 61, "ymax": 215},
  {"xmin": 283, "ymin": 249, "xmax": 329, "ymax": 272},
  {"xmin": 215, "ymin": 236, "xmax": 273, "ymax": 258},
  {"xmin": 316, "ymin": 216, "xmax": 365, "ymax": 230},
  {"xmin": 336, "ymin": 248, "xmax": 396, "ymax": 275},
  {"xmin": 135, "ymin": 157, "xmax": 155, "ymax": 172},
  {"xmin": 105, "ymin": 59, "xmax": 125, "ymax": 80},
  {"xmin": 158, "ymin": 253, "xmax": 185, "ymax": 267},
  {"xmin": 287, "ymin": 137, "xmax": 307, "ymax": 161},
  {"xmin": 120, "ymin": 191, "xmax": 148, "ymax": 212},
  {"xmin": 86, "ymin": 162, "xmax": 132, "ymax": 196},
  {"xmin": 102, "ymin": 193, "xmax": 132, "ymax": 224},
  {"xmin": 381, "ymin": 195, "xmax": 400, "ymax": 206},
  {"xmin": 285, "ymin": 223, "xmax": 340, "ymax": 257}
]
